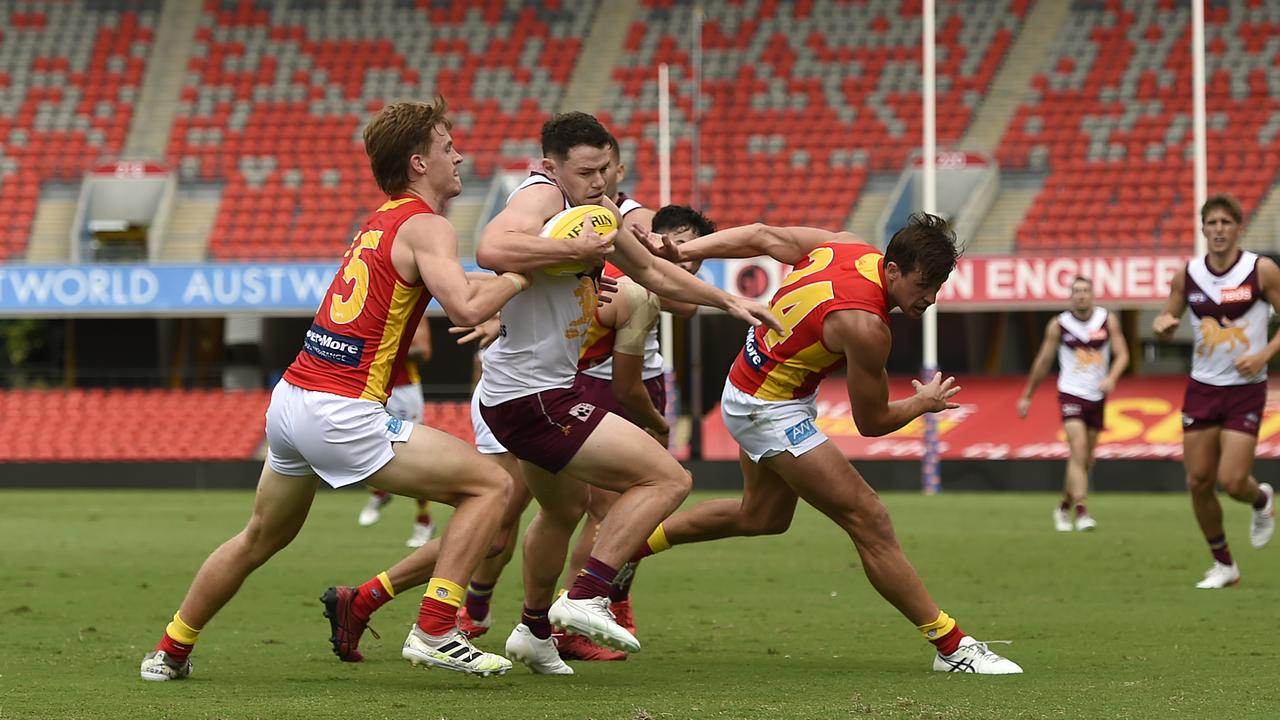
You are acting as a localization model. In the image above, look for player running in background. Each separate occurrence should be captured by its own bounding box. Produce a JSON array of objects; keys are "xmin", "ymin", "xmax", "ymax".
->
[
  {"xmin": 1153, "ymin": 194, "xmax": 1278, "ymax": 589},
  {"xmin": 632, "ymin": 213, "xmax": 1023, "ymax": 674},
  {"xmin": 1017, "ymin": 276, "xmax": 1129, "ymax": 532},
  {"xmin": 357, "ymin": 316, "xmax": 440, "ymax": 547},
  {"xmin": 140, "ymin": 98, "xmax": 525, "ymax": 681},
  {"xmin": 476, "ymin": 111, "xmax": 778, "ymax": 674}
]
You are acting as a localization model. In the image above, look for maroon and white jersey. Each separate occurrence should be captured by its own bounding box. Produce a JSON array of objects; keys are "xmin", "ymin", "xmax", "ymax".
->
[
  {"xmin": 616, "ymin": 190, "xmax": 643, "ymax": 218},
  {"xmin": 479, "ymin": 173, "xmax": 597, "ymax": 405},
  {"xmin": 1057, "ymin": 307, "xmax": 1110, "ymax": 401},
  {"xmin": 1185, "ymin": 251, "xmax": 1268, "ymax": 386}
]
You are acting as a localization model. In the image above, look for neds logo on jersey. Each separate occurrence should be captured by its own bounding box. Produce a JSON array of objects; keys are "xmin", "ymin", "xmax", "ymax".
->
[
  {"xmin": 1221, "ymin": 286, "xmax": 1253, "ymax": 303},
  {"xmin": 302, "ymin": 323, "xmax": 365, "ymax": 367}
]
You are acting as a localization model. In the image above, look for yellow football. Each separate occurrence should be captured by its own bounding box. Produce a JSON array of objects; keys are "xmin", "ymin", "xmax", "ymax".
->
[{"xmin": 539, "ymin": 204, "xmax": 618, "ymax": 277}]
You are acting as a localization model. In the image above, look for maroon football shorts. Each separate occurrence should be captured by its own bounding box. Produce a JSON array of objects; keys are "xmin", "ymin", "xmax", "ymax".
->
[
  {"xmin": 478, "ymin": 385, "xmax": 606, "ymax": 473},
  {"xmin": 1059, "ymin": 391, "xmax": 1106, "ymax": 431},
  {"xmin": 1182, "ymin": 378, "xmax": 1266, "ymax": 436}
]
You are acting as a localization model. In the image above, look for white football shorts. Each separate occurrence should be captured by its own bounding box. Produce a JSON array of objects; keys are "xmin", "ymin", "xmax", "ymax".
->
[
  {"xmin": 266, "ymin": 380, "xmax": 413, "ymax": 488},
  {"xmin": 386, "ymin": 382, "xmax": 425, "ymax": 425},
  {"xmin": 720, "ymin": 380, "xmax": 828, "ymax": 463},
  {"xmin": 470, "ymin": 389, "xmax": 508, "ymax": 455}
]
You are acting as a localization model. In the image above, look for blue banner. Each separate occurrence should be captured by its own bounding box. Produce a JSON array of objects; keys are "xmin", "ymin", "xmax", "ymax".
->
[{"xmin": 0, "ymin": 261, "xmax": 732, "ymax": 315}]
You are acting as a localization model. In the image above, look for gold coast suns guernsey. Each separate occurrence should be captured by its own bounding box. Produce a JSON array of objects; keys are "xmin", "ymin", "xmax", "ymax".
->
[
  {"xmin": 729, "ymin": 242, "xmax": 890, "ymax": 401},
  {"xmin": 283, "ymin": 195, "xmax": 434, "ymax": 404}
]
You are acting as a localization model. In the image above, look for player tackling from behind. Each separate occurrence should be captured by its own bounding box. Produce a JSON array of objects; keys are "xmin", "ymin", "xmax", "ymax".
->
[
  {"xmin": 1153, "ymin": 193, "xmax": 1277, "ymax": 589},
  {"xmin": 1017, "ymin": 276, "xmax": 1129, "ymax": 532},
  {"xmin": 139, "ymin": 98, "xmax": 525, "ymax": 681},
  {"xmin": 634, "ymin": 213, "xmax": 1023, "ymax": 674}
]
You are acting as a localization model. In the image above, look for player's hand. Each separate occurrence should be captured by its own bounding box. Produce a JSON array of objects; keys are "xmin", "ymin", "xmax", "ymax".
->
[
  {"xmin": 570, "ymin": 219, "xmax": 615, "ymax": 266},
  {"xmin": 449, "ymin": 316, "xmax": 502, "ymax": 348},
  {"xmin": 724, "ymin": 296, "xmax": 783, "ymax": 333},
  {"xmin": 1099, "ymin": 377, "xmax": 1116, "ymax": 396},
  {"xmin": 596, "ymin": 273, "xmax": 619, "ymax": 305},
  {"xmin": 1152, "ymin": 312, "xmax": 1180, "ymax": 338},
  {"xmin": 1234, "ymin": 352, "xmax": 1268, "ymax": 377},
  {"xmin": 630, "ymin": 223, "xmax": 681, "ymax": 262},
  {"xmin": 912, "ymin": 372, "xmax": 961, "ymax": 412},
  {"xmin": 1016, "ymin": 396, "xmax": 1031, "ymax": 418}
]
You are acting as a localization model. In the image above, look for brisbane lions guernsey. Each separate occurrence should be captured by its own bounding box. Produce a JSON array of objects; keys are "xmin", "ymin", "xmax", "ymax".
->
[
  {"xmin": 1185, "ymin": 250, "xmax": 1269, "ymax": 386},
  {"xmin": 729, "ymin": 242, "xmax": 890, "ymax": 402},
  {"xmin": 1056, "ymin": 307, "xmax": 1110, "ymax": 402},
  {"xmin": 479, "ymin": 173, "xmax": 607, "ymax": 405},
  {"xmin": 282, "ymin": 196, "xmax": 434, "ymax": 404}
]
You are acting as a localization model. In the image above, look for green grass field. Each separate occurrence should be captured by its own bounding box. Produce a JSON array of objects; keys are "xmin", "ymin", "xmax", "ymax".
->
[{"xmin": 2, "ymin": 488, "xmax": 1278, "ymax": 720}]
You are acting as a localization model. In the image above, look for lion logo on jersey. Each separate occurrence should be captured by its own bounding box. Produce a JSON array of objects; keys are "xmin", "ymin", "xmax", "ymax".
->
[
  {"xmin": 564, "ymin": 277, "xmax": 599, "ymax": 341},
  {"xmin": 1197, "ymin": 317, "xmax": 1250, "ymax": 357},
  {"xmin": 1072, "ymin": 347, "xmax": 1103, "ymax": 371}
]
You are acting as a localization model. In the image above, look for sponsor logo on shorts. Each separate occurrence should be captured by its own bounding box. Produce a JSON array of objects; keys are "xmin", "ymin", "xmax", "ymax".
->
[
  {"xmin": 1062, "ymin": 403, "xmax": 1082, "ymax": 416},
  {"xmin": 386, "ymin": 416, "xmax": 404, "ymax": 435},
  {"xmin": 784, "ymin": 418, "xmax": 817, "ymax": 446},
  {"xmin": 1182, "ymin": 414, "xmax": 1194, "ymax": 427},
  {"xmin": 1221, "ymin": 286, "xmax": 1253, "ymax": 303},
  {"xmin": 1244, "ymin": 412, "xmax": 1260, "ymax": 429},
  {"xmin": 742, "ymin": 327, "xmax": 765, "ymax": 369},
  {"xmin": 302, "ymin": 323, "xmax": 365, "ymax": 367},
  {"xmin": 569, "ymin": 403, "xmax": 596, "ymax": 422}
]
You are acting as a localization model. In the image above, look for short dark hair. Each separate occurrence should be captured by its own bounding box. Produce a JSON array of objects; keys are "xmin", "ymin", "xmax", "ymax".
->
[
  {"xmin": 884, "ymin": 212, "xmax": 960, "ymax": 287},
  {"xmin": 1201, "ymin": 194, "xmax": 1243, "ymax": 224},
  {"xmin": 541, "ymin": 112, "xmax": 612, "ymax": 160},
  {"xmin": 606, "ymin": 132, "xmax": 621, "ymax": 161},
  {"xmin": 651, "ymin": 205, "xmax": 716, "ymax": 238},
  {"xmin": 1072, "ymin": 275, "xmax": 1092, "ymax": 287},
  {"xmin": 363, "ymin": 98, "xmax": 451, "ymax": 196}
]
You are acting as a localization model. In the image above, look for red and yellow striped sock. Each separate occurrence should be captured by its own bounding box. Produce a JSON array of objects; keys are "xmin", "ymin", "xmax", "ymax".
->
[
  {"xmin": 156, "ymin": 611, "xmax": 200, "ymax": 662},
  {"xmin": 630, "ymin": 523, "xmax": 671, "ymax": 561},
  {"xmin": 418, "ymin": 578, "xmax": 464, "ymax": 636},
  {"xmin": 918, "ymin": 611, "xmax": 965, "ymax": 656}
]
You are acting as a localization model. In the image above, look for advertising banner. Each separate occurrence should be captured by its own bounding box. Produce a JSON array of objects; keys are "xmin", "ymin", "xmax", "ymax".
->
[{"xmin": 700, "ymin": 376, "xmax": 1280, "ymax": 461}]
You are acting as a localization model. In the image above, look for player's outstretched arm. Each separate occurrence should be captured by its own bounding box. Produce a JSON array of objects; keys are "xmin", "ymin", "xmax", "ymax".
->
[
  {"xmin": 640, "ymin": 223, "xmax": 858, "ymax": 265},
  {"xmin": 1152, "ymin": 266, "xmax": 1187, "ymax": 339},
  {"xmin": 476, "ymin": 184, "xmax": 613, "ymax": 273},
  {"xmin": 1101, "ymin": 312, "xmax": 1129, "ymax": 395},
  {"xmin": 399, "ymin": 214, "xmax": 526, "ymax": 327},
  {"xmin": 830, "ymin": 309, "xmax": 959, "ymax": 437},
  {"xmin": 610, "ymin": 223, "xmax": 783, "ymax": 333},
  {"xmin": 1233, "ymin": 257, "xmax": 1280, "ymax": 377},
  {"xmin": 1017, "ymin": 319, "xmax": 1060, "ymax": 416},
  {"xmin": 606, "ymin": 282, "xmax": 669, "ymax": 437}
]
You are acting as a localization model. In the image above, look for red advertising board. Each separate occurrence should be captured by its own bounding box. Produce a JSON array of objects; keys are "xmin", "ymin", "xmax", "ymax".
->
[
  {"xmin": 935, "ymin": 255, "xmax": 1189, "ymax": 308},
  {"xmin": 700, "ymin": 376, "xmax": 1280, "ymax": 461}
]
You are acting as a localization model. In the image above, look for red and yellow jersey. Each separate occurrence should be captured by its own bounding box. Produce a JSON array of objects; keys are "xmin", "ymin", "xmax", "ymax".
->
[
  {"xmin": 577, "ymin": 263, "xmax": 626, "ymax": 370},
  {"xmin": 390, "ymin": 357, "xmax": 422, "ymax": 388},
  {"xmin": 728, "ymin": 242, "xmax": 890, "ymax": 401},
  {"xmin": 282, "ymin": 195, "xmax": 434, "ymax": 404}
]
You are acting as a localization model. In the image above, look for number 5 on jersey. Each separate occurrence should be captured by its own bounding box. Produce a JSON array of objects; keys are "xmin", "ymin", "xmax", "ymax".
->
[{"xmin": 330, "ymin": 230, "xmax": 383, "ymax": 324}]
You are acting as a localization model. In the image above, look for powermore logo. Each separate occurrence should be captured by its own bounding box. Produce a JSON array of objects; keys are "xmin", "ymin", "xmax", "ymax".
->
[{"xmin": 302, "ymin": 324, "xmax": 365, "ymax": 367}]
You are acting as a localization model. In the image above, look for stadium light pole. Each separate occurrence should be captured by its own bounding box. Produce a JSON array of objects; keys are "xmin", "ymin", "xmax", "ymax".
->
[
  {"xmin": 920, "ymin": 0, "xmax": 941, "ymax": 495},
  {"xmin": 688, "ymin": 6, "xmax": 705, "ymax": 459},
  {"xmin": 1191, "ymin": 0, "xmax": 1208, "ymax": 256},
  {"xmin": 658, "ymin": 62, "xmax": 678, "ymax": 448}
]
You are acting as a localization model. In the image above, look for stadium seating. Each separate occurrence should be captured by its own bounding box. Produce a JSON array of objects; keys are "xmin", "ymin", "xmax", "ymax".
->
[
  {"xmin": 598, "ymin": 0, "xmax": 1027, "ymax": 229},
  {"xmin": 0, "ymin": 388, "xmax": 270, "ymax": 461},
  {"xmin": 169, "ymin": 0, "xmax": 598, "ymax": 260},
  {"xmin": 0, "ymin": 0, "xmax": 157, "ymax": 259},
  {"xmin": 999, "ymin": 0, "xmax": 1280, "ymax": 253},
  {"xmin": 0, "ymin": 388, "xmax": 472, "ymax": 462}
]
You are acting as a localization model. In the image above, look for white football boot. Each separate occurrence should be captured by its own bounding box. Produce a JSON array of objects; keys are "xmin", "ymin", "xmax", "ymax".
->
[
  {"xmin": 1074, "ymin": 514, "xmax": 1098, "ymax": 532},
  {"xmin": 405, "ymin": 521, "xmax": 435, "ymax": 548},
  {"xmin": 140, "ymin": 650, "xmax": 192, "ymax": 681},
  {"xmin": 932, "ymin": 636, "xmax": 1023, "ymax": 674},
  {"xmin": 1053, "ymin": 507, "xmax": 1072, "ymax": 532},
  {"xmin": 1250, "ymin": 483, "xmax": 1275, "ymax": 549},
  {"xmin": 1195, "ymin": 561, "xmax": 1240, "ymax": 589},
  {"xmin": 549, "ymin": 594, "xmax": 640, "ymax": 653},
  {"xmin": 505, "ymin": 624, "xmax": 573, "ymax": 675},
  {"xmin": 358, "ymin": 493, "xmax": 391, "ymax": 527},
  {"xmin": 402, "ymin": 624, "xmax": 511, "ymax": 676}
]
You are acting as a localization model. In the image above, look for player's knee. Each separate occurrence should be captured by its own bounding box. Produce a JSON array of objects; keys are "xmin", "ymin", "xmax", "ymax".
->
[
  {"xmin": 1186, "ymin": 471, "xmax": 1216, "ymax": 494},
  {"xmin": 656, "ymin": 465, "xmax": 693, "ymax": 503},
  {"xmin": 237, "ymin": 524, "xmax": 288, "ymax": 566},
  {"xmin": 849, "ymin": 502, "xmax": 896, "ymax": 548},
  {"xmin": 1219, "ymin": 472, "xmax": 1251, "ymax": 499}
]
